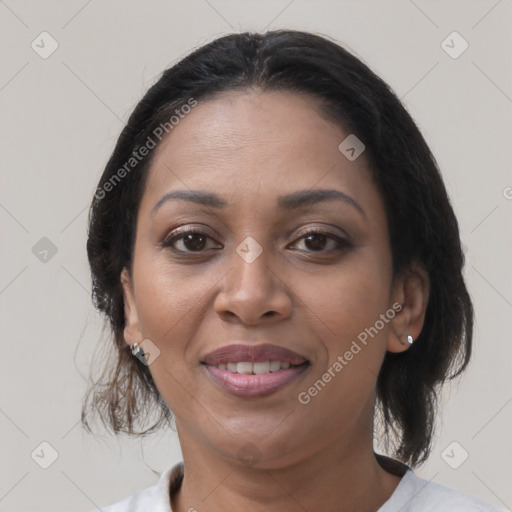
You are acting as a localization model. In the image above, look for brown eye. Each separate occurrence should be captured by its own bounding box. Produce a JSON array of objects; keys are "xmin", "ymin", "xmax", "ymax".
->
[
  {"xmin": 290, "ymin": 229, "xmax": 351, "ymax": 253},
  {"xmin": 162, "ymin": 228, "xmax": 221, "ymax": 253},
  {"xmin": 303, "ymin": 233, "xmax": 329, "ymax": 251},
  {"xmin": 179, "ymin": 232, "xmax": 207, "ymax": 251}
]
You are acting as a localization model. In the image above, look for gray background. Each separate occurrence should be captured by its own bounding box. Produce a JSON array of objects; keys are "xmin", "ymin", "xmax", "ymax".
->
[{"xmin": 0, "ymin": 1, "xmax": 511, "ymax": 511}]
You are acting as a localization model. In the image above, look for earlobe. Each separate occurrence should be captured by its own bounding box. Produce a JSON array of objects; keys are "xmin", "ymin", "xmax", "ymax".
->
[
  {"xmin": 120, "ymin": 267, "xmax": 142, "ymax": 346},
  {"xmin": 387, "ymin": 328, "xmax": 414, "ymax": 354},
  {"xmin": 386, "ymin": 262, "xmax": 430, "ymax": 354}
]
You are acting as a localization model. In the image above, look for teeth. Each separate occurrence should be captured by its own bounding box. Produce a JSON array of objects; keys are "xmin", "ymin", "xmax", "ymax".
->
[
  {"xmin": 253, "ymin": 361, "xmax": 270, "ymax": 374},
  {"xmin": 215, "ymin": 360, "xmax": 297, "ymax": 374},
  {"xmin": 237, "ymin": 362, "xmax": 253, "ymax": 374},
  {"xmin": 269, "ymin": 360, "xmax": 281, "ymax": 372}
]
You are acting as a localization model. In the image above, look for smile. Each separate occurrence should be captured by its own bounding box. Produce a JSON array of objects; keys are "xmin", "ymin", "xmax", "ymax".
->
[
  {"xmin": 213, "ymin": 360, "xmax": 299, "ymax": 374},
  {"xmin": 200, "ymin": 342, "xmax": 310, "ymax": 398},
  {"xmin": 202, "ymin": 360, "xmax": 310, "ymax": 398}
]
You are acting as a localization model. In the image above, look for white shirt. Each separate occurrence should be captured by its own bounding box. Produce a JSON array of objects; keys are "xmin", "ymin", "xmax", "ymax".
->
[{"xmin": 90, "ymin": 460, "xmax": 506, "ymax": 511}]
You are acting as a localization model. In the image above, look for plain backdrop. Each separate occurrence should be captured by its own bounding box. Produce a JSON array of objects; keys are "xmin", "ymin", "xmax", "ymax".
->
[{"xmin": 0, "ymin": 1, "xmax": 511, "ymax": 511}]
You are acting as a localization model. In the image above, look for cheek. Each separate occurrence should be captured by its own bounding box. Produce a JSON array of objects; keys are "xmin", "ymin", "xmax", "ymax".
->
[
  {"xmin": 133, "ymin": 253, "xmax": 205, "ymax": 340},
  {"xmin": 131, "ymin": 258, "xmax": 204, "ymax": 411},
  {"xmin": 130, "ymin": 253, "xmax": 219, "ymax": 392},
  {"xmin": 301, "ymin": 251, "xmax": 391, "ymax": 338},
  {"xmin": 294, "ymin": 262, "xmax": 390, "ymax": 432}
]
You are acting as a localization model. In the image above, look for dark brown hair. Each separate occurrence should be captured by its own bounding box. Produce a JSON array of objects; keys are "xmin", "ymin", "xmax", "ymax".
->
[{"xmin": 82, "ymin": 29, "xmax": 473, "ymax": 468}]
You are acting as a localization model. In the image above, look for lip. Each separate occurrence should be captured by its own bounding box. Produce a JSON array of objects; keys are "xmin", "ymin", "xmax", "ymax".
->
[
  {"xmin": 201, "ymin": 343, "xmax": 310, "ymax": 398},
  {"xmin": 203, "ymin": 363, "xmax": 310, "ymax": 398},
  {"xmin": 201, "ymin": 343, "xmax": 308, "ymax": 366}
]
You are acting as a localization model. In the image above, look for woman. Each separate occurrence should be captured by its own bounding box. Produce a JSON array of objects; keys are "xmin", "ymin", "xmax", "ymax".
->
[{"xmin": 83, "ymin": 30, "xmax": 504, "ymax": 511}]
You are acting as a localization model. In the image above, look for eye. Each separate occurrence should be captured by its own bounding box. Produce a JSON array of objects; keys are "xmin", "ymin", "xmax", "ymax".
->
[
  {"xmin": 161, "ymin": 227, "xmax": 222, "ymax": 253},
  {"xmin": 289, "ymin": 229, "xmax": 351, "ymax": 253},
  {"xmin": 161, "ymin": 226, "xmax": 351, "ymax": 255}
]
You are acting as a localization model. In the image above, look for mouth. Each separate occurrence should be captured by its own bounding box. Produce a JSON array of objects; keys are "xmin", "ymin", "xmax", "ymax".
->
[
  {"xmin": 200, "ymin": 343, "xmax": 310, "ymax": 398},
  {"xmin": 206, "ymin": 360, "xmax": 306, "ymax": 374}
]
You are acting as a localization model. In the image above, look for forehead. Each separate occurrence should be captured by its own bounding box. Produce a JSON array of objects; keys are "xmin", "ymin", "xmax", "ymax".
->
[{"xmin": 141, "ymin": 90, "xmax": 380, "ymax": 215}]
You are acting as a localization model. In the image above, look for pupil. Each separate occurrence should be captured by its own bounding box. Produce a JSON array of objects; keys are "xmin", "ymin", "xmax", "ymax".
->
[
  {"xmin": 185, "ymin": 234, "xmax": 206, "ymax": 251},
  {"xmin": 305, "ymin": 234, "xmax": 326, "ymax": 251}
]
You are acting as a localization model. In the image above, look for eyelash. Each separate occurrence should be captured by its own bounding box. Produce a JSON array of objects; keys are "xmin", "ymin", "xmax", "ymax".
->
[{"xmin": 161, "ymin": 226, "xmax": 351, "ymax": 255}]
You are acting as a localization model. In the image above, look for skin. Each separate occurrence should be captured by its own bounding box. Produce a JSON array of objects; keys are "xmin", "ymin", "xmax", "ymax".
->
[{"xmin": 121, "ymin": 90, "xmax": 429, "ymax": 512}]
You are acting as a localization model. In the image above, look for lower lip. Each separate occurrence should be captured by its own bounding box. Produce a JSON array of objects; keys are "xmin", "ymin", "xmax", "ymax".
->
[{"xmin": 203, "ymin": 363, "xmax": 310, "ymax": 398}]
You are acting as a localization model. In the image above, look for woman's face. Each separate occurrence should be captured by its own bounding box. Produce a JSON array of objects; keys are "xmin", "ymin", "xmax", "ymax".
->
[{"xmin": 122, "ymin": 90, "xmax": 413, "ymax": 468}]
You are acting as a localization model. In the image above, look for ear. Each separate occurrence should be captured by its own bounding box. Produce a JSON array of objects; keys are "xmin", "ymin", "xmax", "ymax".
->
[
  {"xmin": 387, "ymin": 261, "xmax": 430, "ymax": 353},
  {"xmin": 120, "ymin": 267, "xmax": 143, "ymax": 347}
]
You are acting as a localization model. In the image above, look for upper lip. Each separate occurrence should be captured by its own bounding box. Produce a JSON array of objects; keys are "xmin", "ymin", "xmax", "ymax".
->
[{"xmin": 201, "ymin": 343, "xmax": 308, "ymax": 366}]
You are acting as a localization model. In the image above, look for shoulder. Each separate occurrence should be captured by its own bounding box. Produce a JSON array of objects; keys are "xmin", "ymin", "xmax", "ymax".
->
[
  {"xmin": 88, "ymin": 482, "xmax": 163, "ymax": 512},
  {"xmin": 381, "ymin": 468, "xmax": 506, "ymax": 512},
  {"xmin": 86, "ymin": 462, "xmax": 183, "ymax": 512},
  {"xmin": 412, "ymin": 475, "xmax": 505, "ymax": 511},
  {"xmin": 94, "ymin": 488, "xmax": 154, "ymax": 512}
]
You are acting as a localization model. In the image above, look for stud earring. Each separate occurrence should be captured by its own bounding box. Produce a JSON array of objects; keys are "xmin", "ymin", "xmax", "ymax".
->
[
  {"xmin": 130, "ymin": 342, "xmax": 148, "ymax": 364},
  {"xmin": 407, "ymin": 335, "xmax": 414, "ymax": 345}
]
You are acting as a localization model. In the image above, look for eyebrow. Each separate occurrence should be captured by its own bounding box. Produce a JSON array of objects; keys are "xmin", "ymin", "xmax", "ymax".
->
[{"xmin": 151, "ymin": 188, "xmax": 366, "ymax": 218}]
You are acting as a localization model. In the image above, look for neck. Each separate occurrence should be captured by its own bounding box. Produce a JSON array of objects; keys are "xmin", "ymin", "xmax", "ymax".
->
[{"xmin": 170, "ymin": 431, "xmax": 405, "ymax": 512}]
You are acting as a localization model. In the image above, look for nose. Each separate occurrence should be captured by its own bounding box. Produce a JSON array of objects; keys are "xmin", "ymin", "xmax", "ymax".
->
[{"xmin": 213, "ymin": 244, "xmax": 293, "ymax": 326}]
